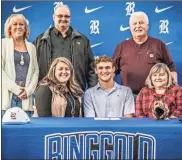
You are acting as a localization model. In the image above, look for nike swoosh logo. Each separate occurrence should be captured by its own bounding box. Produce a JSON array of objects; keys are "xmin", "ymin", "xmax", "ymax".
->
[
  {"xmin": 120, "ymin": 25, "xmax": 130, "ymax": 32},
  {"xmin": 166, "ymin": 41, "xmax": 174, "ymax": 45},
  {"xmin": 91, "ymin": 42, "xmax": 104, "ymax": 48},
  {"xmin": 13, "ymin": 5, "xmax": 32, "ymax": 13},
  {"xmin": 155, "ymin": 6, "xmax": 173, "ymax": 13},
  {"xmin": 85, "ymin": 6, "xmax": 103, "ymax": 14},
  {"xmin": 94, "ymin": 56, "xmax": 99, "ymax": 59}
]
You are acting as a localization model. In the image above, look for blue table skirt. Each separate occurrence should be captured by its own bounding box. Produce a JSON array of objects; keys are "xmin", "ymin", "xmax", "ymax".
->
[{"xmin": 2, "ymin": 118, "xmax": 182, "ymax": 159}]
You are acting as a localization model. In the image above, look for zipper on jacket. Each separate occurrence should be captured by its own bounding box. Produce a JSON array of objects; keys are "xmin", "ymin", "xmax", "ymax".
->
[
  {"xmin": 71, "ymin": 39, "xmax": 74, "ymax": 66},
  {"xmin": 46, "ymin": 36, "xmax": 52, "ymax": 71}
]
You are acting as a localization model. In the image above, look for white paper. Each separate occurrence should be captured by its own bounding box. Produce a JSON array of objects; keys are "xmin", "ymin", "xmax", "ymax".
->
[{"xmin": 94, "ymin": 118, "xmax": 120, "ymax": 120}]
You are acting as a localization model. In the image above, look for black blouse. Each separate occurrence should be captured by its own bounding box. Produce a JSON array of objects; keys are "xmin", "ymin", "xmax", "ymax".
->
[
  {"xmin": 35, "ymin": 85, "xmax": 80, "ymax": 117},
  {"xmin": 64, "ymin": 93, "xmax": 80, "ymax": 117}
]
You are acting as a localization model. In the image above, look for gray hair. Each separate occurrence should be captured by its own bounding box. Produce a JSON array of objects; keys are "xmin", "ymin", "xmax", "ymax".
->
[
  {"xmin": 53, "ymin": 1, "xmax": 71, "ymax": 14},
  {"xmin": 129, "ymin": 11, "xmax": 149, "ymax": 25},
  {"xmin": 145, "ymin": 63, "xmax": 175, "ymax": 89}
]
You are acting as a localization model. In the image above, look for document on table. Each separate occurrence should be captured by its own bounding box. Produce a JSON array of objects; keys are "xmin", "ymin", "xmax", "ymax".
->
[{"xmin": 94, "ymin": 118, "xmax": 120, "ymax": 120}]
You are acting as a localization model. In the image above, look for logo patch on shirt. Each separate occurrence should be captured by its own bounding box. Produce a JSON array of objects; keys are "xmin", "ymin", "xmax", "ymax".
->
[
  {"xmin": 150, "ymin": 54, "xmax": 154, "ymax": 58},
  {"xmin": 77, "ymin": 42, "xmax": 80, "ymax": 45}
]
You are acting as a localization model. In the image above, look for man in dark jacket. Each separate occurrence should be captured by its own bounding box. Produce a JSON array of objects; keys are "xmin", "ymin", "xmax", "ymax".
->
[{"xmin": 33, "ymin": 2, "xmax": 97, "ymax": 91}]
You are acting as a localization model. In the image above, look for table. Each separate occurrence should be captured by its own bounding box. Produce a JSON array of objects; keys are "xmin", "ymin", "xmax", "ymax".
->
[{"xmin": 2, "ymin": 118, "xmax": 182, "ymax": 159}]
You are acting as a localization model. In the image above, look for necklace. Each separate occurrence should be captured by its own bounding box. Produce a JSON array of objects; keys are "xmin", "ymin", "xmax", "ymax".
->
[
  {"xmin": 66, "ymin": 94, "xmax": 75, "ymax": 117},
  {"xmin": 20, "ymin": 53, "xmax": 24, "ymax": 65}
]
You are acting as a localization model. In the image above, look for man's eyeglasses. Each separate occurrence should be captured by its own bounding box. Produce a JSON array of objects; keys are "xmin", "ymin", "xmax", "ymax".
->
[{"xmin": 54, "ymin": 14, "xmax": 71, "ymax": 19}]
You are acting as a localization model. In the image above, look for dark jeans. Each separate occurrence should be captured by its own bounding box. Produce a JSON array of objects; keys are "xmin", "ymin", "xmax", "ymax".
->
[{"xmin": 2, "ymin": 94, "xmax": 33, "ymax": 118}]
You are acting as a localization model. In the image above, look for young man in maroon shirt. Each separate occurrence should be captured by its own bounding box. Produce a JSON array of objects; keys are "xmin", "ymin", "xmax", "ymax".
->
[{"xmin": 113, "ymin": 11, "xmax": 177, "ymax": 97}]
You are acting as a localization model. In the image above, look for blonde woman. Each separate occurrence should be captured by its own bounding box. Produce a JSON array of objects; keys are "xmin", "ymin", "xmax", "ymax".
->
[
  {"xmin": 2, "ymin": 14, "xmax": 39, "ymax": 117},
  {"xmin": 136, "ymin": 63, "xmax": 182, "ymax": 118},
  {"xmin": 35, "ymin": 57, "xmax": 83, "ymax": 117}
]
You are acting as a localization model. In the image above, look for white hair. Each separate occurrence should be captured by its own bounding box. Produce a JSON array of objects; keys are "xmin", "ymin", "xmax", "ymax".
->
[
  {"xmin": 129, "ymin": 11, "xmax": 149, "ymax": 25},
  {"xmin": 53, "ymin": 1, "xmax": 71, "ymax": 14}
]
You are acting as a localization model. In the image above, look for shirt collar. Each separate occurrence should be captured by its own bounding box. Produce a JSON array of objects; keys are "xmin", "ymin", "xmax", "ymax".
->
[
  {"xmin": 53, "ymin": 27, "xmax": 72, "ymax": 37},
  {"xmin": 96, "ymin": 82, "xmax": 121, "ymax": 90},
  {"xmin": 151, "ymin": 87, "xmax": 169, "ymax": 98},
  {"xmin": 132, "ymin": 36, "xmax": 150, "ymax": 47}
]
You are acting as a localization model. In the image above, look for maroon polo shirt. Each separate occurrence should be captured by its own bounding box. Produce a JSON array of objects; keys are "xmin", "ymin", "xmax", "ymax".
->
[{"xmin": 113, "ymin": 36, "xmax": 176, "ymax": 94}]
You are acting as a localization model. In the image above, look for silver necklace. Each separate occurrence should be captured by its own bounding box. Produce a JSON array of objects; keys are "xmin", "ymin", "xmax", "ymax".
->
[
  {"xmin": 66, "ymin": 94, "xmax": 75, "ymax": 117},
  {"xmin": 20, "ymin": 53, "xmax": 24, "ymax": 65}
]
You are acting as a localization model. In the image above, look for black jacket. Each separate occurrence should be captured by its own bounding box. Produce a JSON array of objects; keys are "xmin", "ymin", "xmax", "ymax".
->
[{"xmin": 33, "ymin": 27, "xmax": 97, "ymax": 91}]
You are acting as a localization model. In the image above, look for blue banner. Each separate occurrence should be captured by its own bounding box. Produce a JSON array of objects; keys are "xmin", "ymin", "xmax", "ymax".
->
[{"xmin": 2, "ymin": 1, "xmax": 182, "ymax": 85}]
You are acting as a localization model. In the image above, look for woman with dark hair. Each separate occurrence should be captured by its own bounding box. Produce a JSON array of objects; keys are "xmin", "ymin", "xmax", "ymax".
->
[
  {"xmin": 136, "ymin": 63, "xmax": 182, "ymax": 119},
  {"xmin": 34, "ymin": 57, "xmax": 83, "ymax": 117}
]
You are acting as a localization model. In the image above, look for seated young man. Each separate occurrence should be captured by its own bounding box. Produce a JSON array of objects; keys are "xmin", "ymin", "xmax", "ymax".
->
[{"xmin": 84, "ymin": 55, "xmax": 135, "ymax": 118}]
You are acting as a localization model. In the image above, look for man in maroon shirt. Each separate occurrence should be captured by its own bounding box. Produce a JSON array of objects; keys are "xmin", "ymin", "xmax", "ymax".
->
[{"xmin": 113, "ymin": 11, "xmax": 177, "ymax": 96}]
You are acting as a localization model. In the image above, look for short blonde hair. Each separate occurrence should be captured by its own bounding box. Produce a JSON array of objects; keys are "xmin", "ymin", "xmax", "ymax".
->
[
  {"xmin": 129, "ymin": 11, "xmax": 149, "ymax": 25},
  {"xmin": 4, "ymin": 14, "xmax": 30, "ymax": 39},
  {"xmin": 145, "ymin": 63, "xmax": 175, "ymax": 88}
]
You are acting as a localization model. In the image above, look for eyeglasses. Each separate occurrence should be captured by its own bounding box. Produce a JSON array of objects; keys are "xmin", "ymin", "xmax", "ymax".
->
[{"xmin": 54, "ymin": 14, "xmax": 71, "ymax": 19}]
